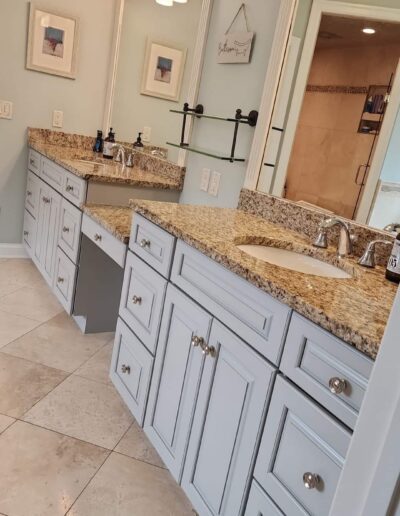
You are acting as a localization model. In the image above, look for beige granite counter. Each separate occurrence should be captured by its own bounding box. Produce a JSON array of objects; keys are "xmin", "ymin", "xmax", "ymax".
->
[
  {"xmin": 82, "ymin": 204, "xmax": 132, "ymax": 244},
  {"xmin": 130, "ymin": 200, "xmax": 397, "ymax": 360}
]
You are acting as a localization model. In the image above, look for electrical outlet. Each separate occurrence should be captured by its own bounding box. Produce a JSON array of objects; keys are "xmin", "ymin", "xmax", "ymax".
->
[
  {"xmin": 142, "ymin": 126, "xmax": 152, "ymax": 142},
  {"xmin": 200, "ymin": 168, "xmax": 211, "ymax": 192},
  {"xmin": 208, "ymin": 171, "xmax": 221, "ymax": 197},
  {"xmin": 52, "ymin": 110, "xmax": 63, "ymax": 128},
  {"xmin": 0, "ymin": 100, "xmax": 13, "ymax": 120}
]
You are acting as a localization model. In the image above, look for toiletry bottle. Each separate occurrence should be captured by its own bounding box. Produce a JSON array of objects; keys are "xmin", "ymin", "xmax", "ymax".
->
[
  {"xmin": 386, "ymin": 233, "xmax": 400, "ymax": 283},
  {"xmin": 93, "ymin": 130, "xmax": 104, "ymax": 153},
  {"xmin": 133, "ymin": 132, "xmax": 144, "ymax": 149},
  {"xmin": 103, "ymin": 128, "xmax": 115, "ymax": 159}
]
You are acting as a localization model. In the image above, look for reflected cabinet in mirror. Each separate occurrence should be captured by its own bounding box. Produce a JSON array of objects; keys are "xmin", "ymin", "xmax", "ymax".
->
[
  {"xmin": 256, "ymin": 0, "xmax": 400, "ymax": 234},
  {"xmin": 109, "ymin": 0, "xmax": 204, "ymax": 164}
]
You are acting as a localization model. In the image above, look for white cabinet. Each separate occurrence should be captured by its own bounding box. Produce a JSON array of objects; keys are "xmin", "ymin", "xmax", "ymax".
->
[{"xmin": 58, "ymin": 199, "xmax": 82, "ymax": 264}]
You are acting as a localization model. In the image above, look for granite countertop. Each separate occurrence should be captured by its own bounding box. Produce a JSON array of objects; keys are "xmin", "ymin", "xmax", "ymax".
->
[
  {"xmin": 29, "ymin": 141, "xmax": 183, "ymax": 191},
  {"xmin": 130, "ymin": 200, "xmax": 398, "ymax": 360},
  {"xmin": 82, "ymin": 204, "xmax": 132, "ymax": 244}
]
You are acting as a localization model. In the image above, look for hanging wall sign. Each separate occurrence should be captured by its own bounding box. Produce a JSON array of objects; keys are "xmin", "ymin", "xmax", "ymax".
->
[{"xmin": 217, "ymin": 4, "xmax": 254, "ymax": 64}]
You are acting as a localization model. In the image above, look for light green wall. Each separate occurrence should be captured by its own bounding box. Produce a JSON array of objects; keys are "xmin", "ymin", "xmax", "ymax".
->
[
  {"xmin": 0, "ymin": 0, "xmax": 115, "ymax": 244},
  {"xmin": 112, "ymin": 0, "xmax": 203, "ymax": 162}
]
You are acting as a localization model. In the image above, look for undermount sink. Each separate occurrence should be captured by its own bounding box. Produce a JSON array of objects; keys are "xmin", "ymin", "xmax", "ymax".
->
[
  {"xmin": 75, "ymin": 159, "xmax": 106, "ymax": 167},
  {"xmin": 237, "ymin": 244, "xmax": 352, "ymax": 279}
]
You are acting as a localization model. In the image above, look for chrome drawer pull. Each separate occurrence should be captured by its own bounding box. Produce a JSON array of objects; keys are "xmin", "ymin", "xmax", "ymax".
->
[
  {"xmin": 62, "ymin": 226, "xmax": 70, "ymax": 233},
  {"xmin": 303, "ymin": 472, "xmax": 320, "ymax": 490},
  {"xmin": 329, "ymin": 377, "xmax": 347, "ymax": 395},
  {"xmin": 42, "ymin": 196, "xmax": 50, "ymax": 204},
  {"xmin": 66, "ymin": 185, "xmax": 74, "ymax": 192},
  {"xmin": 140, "ymin": 238, "xmax": 151, "ymax": 248},
  {"xmin": 132, "ymin": 295, "xmax": 142, "ymax": 305},
  {"xmin": 57, "ymin": 277, "xmax": 64, "ymax": 284},
  {"xmin": 94, "ymin": 233, "xmax": 102, "ymax": 242},
  {"xmin": 121, "ymin": 364, "xmax": 131, "ymax": 374}
]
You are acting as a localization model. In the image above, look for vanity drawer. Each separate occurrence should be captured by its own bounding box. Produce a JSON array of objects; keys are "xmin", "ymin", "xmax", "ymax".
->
[
  {"xmin": 23, "ymin": 209, "xmax": 37, "ymax": 257},
  {"xmin": 130, "ymin": 214, "xmax": 175, "ymax": 278},
  {"xmin": 28, "ymin": 149, "xmax": 41, "ymax": 175},
  {"xmin": 280, "ymin": 314, "xmax": 373, "ymax": 429},
  {"xmin": 171, "ymin": 240, "xmax": 291, "ymax": 365},
  {"xmin": 63, "ymin": 170, "xmax": 87, "ymax": 207},
  {"xmin": 25, "ymin": 170, "xmax": 40, "ymax": 219},
  {"xmin": 53, "ymin": 247, "xmax": 77, "ymax": 314},
  {"xmin": 119, "ymin": 252, "xmax": 167, "ymax": 354},
  {"xmin": 82, "ymin": 214, "xmax": 127, "ymax": 268},
  {"xmin": 41, "ymin": 157, "xmax": 65, "ymax": 194},
  {"xmin": 110, "ymin": 318, "xmax": 154, "ymax": 425},
  {"xmin": 254, "ymin": 376, "xmax": 351, "ymax": 516},
  {"xmin": 58, "ymin": 199, "xmax": 82, "ymax": 264},
  {"xmin": 245, "ymin": 481, "xmax": 283, "ymax": 516}
]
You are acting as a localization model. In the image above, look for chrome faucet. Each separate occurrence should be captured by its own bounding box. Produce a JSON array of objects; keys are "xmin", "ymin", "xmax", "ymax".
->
[
  {"xmin": 112, "ymin": 144, "xmax": 126, "ymax": 166},
  {"xmin": 313, "ymin": 217, "xmax": 355, "ymax": 258},
  {"xmin": 358, "ymin": 240, "xmax": 393, "ymax": 268},
  {"xmin": 384, "ymin": 222, "xmax": 400, "ymax": 234}
]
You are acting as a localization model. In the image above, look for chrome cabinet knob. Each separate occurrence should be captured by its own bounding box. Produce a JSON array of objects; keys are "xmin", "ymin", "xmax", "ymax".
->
[
  {"xmin": 27, "ymin": 190, "xmax": 32, "ymax": 197},
  {"xmin": 132, "ymin": 295, "xmax": 142, "ymax": 305},
  {"xmin": 57, "ymin": 277, "xmax": 64, "ymax": 284},
  {"xmin": 23, "ymin": 230, "xmax": 29, "ymax": 236},
  {"xmin": 201, "ymin": 342, "xmax": 216, "ymax": 357},
  {"xmin": 94, "ymin": 233, "xmax": 102, "ymax": 242},
  {"xmin": 121, "ymin": 364, "xmax": 131, "ymax": 374},
  {"xmin": 62, "ymin": 226, "xmax": 70, "ymax": 233},
  {"xmin": 30, "ymin": 158, "xmax": 35, "ymax": 165},
  {"xmin": 66, "ymin": 185, "xmax": 74, "ymax": 192},
  {"xmin": 191, "ymin": 336, "xmax": 202, "ymax": 347},
  {"xmin": 329, "ymin": 377, "xmax": 347, "ymax": 395},
  {"xmin": 140, "ymin": 239, "xmax": 151, "ymax": 248},
  {"xmin": 303, "ymin": 472, "xmax": 320, "ymax": 490},
  {"xmin": 42, "ymin": 196, "xmax": 50, "ymax": 204}
]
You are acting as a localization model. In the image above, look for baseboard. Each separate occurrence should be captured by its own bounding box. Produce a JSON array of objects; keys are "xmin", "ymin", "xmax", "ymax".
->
[{"xmin": 0, "ymin": 243, "xmax": 29, "ymax": 258}]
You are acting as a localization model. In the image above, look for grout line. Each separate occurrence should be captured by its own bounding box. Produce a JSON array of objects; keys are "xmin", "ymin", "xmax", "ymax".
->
[{"xmin": 112, "ymin": 449, "xmax": 167, "ymax": 471}]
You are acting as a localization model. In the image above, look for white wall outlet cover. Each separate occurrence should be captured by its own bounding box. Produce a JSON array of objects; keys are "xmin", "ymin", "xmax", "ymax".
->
[
  {"xmin": 142, "ymin": 126, "xmax": 152, "ymax": 142},
  {"xmin": 209, "ymin": 171, "xmax": 221, "ymax": 197},
  {"xmin": 200, "ymin": 168, "xmax": 211, "ymax": 192},
  {"xmin": 0, "ymin": 100, "xmax": 13, "ymax": 120},
  {"xmin": 52, "ymin": 110, "xmax": 64, "ymax": 128}
]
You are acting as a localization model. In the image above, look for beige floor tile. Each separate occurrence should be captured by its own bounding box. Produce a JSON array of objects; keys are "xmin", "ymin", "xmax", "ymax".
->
[
  {"xmin": 2, "ymin": 312, "xmax": 114, "ymax": 373},
  {"xmin": 67, "ymin": 452, "xmax": 193, "ymax": 516},
  {"xmin": 0, "ymin": 414, "xmax": 15, "ymax": 433},
  {"xmin": 0, "ymin": 283, "xmax": 63, "ymax": 323},
  {"xmin": 0, "ymin": 259, "xmax": 46, "ymax": 294},
  {"xmin": 0, "ymin": 353, "xmax": 67, "ymax": 418},
  {"xmin": 0, "ymin": 421, "xmax": 109, "ymax": 516},
  {"xmin": 74, "ymin": 341, "xmax": 113, "ymax": 384},
  {"xmin": 115, "ymin": 421, "xmax": 165, "ymax": 468},
  {"xmin": 24, "ymin": 375, "xmax": 133, "ymax": 449},
  {"xmin": 0, "ymin": 309, "xmax": 42, "ymax": 348}
]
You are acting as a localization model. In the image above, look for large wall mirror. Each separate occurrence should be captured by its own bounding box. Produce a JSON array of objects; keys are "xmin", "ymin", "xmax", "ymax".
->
[
  {"xmin": 106, "ymin": 0, "xmax": 209, "ymax": 165},
  {"xmin": 256, "ymin": 0, "xmax": 400, "ymax": 233}
]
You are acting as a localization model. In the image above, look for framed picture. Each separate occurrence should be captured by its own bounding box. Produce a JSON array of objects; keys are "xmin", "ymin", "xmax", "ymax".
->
[
  {"xmin": 141, "ymin": 41, "xmax": 187, "ymax": 102},
  {"xmin": 26, "ymin": 3, "xmax": 79, "ymax": 79}
]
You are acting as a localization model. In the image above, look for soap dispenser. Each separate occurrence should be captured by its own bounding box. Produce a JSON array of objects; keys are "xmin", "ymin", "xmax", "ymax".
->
[
  {"xmin": 93, "ymin": 130, "xmax": 104, "ymax": 153},
  {"xmin": 133, "ymin": 132, "xmax": 144, "ymax": 149},
  {"xmin": 103, "ymin": 128, "xmax": 115, "ymax": 159}
]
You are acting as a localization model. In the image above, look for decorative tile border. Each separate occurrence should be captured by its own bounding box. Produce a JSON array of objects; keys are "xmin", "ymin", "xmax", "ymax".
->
[{"xmin": 306, "ymin": 85, "xmax": 368, "ymax": 94}]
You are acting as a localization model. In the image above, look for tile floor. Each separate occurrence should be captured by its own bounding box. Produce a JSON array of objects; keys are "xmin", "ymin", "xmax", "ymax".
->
[{"xmin": 0, "ymin": 259, "xmax": 194, "ymax": 516}]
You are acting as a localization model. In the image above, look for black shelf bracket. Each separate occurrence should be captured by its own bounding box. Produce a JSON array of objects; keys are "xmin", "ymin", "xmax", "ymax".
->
[{"xmin": 180, "ymin": 103, "xmax": 204, "ymax": 146}]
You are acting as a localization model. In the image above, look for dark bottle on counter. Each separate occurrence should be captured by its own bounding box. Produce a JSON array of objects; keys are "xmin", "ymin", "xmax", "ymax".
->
[
  {"xmin": 133, "ymin": 132, "xmax": 144, "ymax": 148},
  {"xmin": 93, "ymin": 130, "xmax": 104, "ymax": 153},
  {"xmin": 386, "ymin": 233, "xmax": 400, "ymax": 283},
  {"xmin": 103, "ymin": 128, "xmax": 115, "ymax": 159}
]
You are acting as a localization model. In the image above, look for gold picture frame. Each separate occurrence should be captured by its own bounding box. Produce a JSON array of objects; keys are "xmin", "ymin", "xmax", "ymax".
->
[{"xmin": 26, "ymin": 3, "xmax": 79, "ymax": 79}]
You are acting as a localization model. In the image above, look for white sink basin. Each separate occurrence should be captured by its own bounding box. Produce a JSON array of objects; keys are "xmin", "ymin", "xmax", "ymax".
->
[{"xmin": 237, "ymin": 244, "xmax": 352, "ymax": 279}]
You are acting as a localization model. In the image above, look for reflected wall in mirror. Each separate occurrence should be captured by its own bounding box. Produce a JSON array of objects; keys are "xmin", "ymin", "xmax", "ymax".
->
[
  {"xmin": 257, "ymin": 0, "xmax": 400, "ymax": 234},
  {"xmin": 110, "ymin": 0, "xmax": 203, "ymax": 163}
]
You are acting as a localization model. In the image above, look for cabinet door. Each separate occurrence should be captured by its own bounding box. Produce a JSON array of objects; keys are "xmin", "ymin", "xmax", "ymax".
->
[
  {"xmin": 34, "ymin": 182, "xmax": 50, "ymax": 268},
  {"xmin": 144, "ymin": 284, "xmax": 212, "ymax": 481},
  {"xmin": 181, "ymin": 321, "xmax": 276, "ymax": 516},
  {"xmin": 245, "ymin": 481, "xmax": 283, "ymax": 516}
]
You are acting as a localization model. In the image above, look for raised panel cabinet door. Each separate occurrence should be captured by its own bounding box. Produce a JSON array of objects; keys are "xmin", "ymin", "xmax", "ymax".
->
[
  {"xmin": 34, "ymin": 182, "xmax": 52, "ymax": 270},
  {"xmin": 244, "ymin": 481, "xmax": 284, "ymax": 516},
  {"xmin": 42, "ymin": 188, "xmax": 62, "ymax": 286},
  {"xmin": 181, "ymin": 320, "xmax": 276, "ymax": 516},
  {"xmin": 144, "ymin": 284, "xmax": 213, "ymax": 481}
]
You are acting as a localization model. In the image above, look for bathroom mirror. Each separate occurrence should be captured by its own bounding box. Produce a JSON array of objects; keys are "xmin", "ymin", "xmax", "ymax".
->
[
  {"xmin": 256, "ymin": 0, "xmax": 400, "ymax": 232},
  {"xmin": 107, "ymin": 0, "xmax": 206, "ymax": 164}
]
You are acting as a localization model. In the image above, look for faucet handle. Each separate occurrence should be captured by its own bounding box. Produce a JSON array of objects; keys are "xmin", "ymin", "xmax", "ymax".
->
[
  {"xmin": 126, "ymin": 152, "xmax": 134, "ymax": 168},
  {"xmin": 358, "ymin": 240, "xmax": 393, "ymax": 268}
]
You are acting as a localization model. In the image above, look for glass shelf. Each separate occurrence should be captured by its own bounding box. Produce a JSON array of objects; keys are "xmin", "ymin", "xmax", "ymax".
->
[
  {"xmin": 169, "ymin": 110, "xmax": 250, "ymax": 124},
  {"xmin": 166, "ymin": 142, "xmax": 246, "ymax": 162}
]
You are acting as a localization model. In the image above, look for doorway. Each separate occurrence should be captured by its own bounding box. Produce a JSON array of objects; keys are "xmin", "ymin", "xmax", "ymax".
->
[{"xmin": 283, "ymin": 14, "xmax": 400, "ymax": 219}]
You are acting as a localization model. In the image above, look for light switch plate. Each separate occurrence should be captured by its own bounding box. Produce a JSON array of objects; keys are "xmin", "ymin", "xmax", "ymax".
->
[
  {"xmin": 200, "ymin": 168, "xmax": 211, "ymax": 192},
  {"xmin": 142, "ymin": 126, "xmax": 151, "ymax": 142},
  {"xmin": 53, "ymin": 110, "xmax": 63, "ymax": 128},
  {"xmin": 209, "ymin": 171, "xmax": 221, "ymax": 197},
  {"xmin": 0, "ymin": 100, "xmax": 13, "ymax": 120}
]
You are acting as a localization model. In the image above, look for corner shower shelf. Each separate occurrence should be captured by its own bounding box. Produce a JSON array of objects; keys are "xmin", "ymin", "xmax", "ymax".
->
[{"xmin": 168, "ymin": 103, "xmax": 258, "ymax": 163}]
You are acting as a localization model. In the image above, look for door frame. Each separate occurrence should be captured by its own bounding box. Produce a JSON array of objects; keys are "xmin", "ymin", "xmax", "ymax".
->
[
  {"xmin": 263, "ymin": 0, "xmax": 400, "ymax": 224},
  {"xmin": 102, "ymin": 0, "xmax": 214, "ymax": 168}
]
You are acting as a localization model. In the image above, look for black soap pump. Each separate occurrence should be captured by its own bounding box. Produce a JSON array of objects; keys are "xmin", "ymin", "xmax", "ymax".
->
[
  {"xmin": 103, "ymin": 128, "xmax": 115, "ymax": 159},
  {"xmin": 93, "ymin": 130, "xmax": 104, "ymax": 153},
  {"xmin": 133, "ymin": 132, "xmax": 144, "ymax": 149},
  {"xmin": 386, "ymin": 233, "xmax": 400, "ymax": 283}
]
